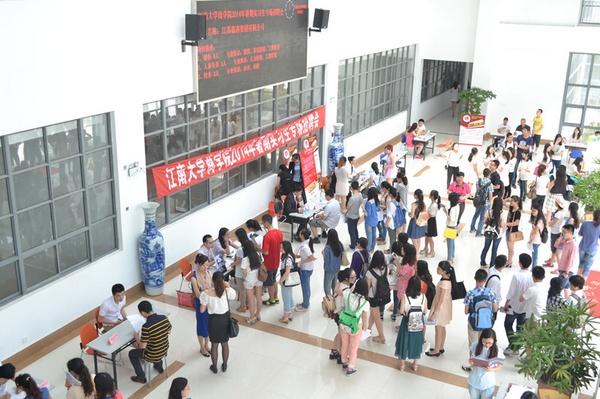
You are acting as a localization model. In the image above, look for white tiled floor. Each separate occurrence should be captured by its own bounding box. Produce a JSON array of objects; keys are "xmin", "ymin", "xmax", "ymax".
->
[{"xmin": 18, "ymin": 123, "xmax": 599, "ymax": 398}]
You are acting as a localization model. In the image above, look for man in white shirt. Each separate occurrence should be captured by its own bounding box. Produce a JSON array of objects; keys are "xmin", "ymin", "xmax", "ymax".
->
[
  {"xmin": 486, "ymin": 255, "xmax": 506, "ymax": 324},
  {"xmin": 98, "ymin": 283, "xmax": 127, "ymax": 328},
  {"xmin": 0, "ymin": 363, "xmax": 25, "ymax": 399},
  {"xmin": 197, "ymin": 234, "xmax": 216, "ymax": 272},
  {"xmin": 502, "ymin": 253, "xmax": 533, "ymax": 355},
  {"xmin": 521, "ymin": 266, "xmax": 547, "ymax": 321},
  {"xmin": 497, "ymin": 117, "xmax": 511, "ymax": 135},
  {"xmin": 309, "ymin": 190, "xmax": 341, "ymax": 243}
]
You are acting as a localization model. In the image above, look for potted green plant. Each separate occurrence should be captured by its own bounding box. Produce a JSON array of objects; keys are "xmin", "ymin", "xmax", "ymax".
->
[
  {"xmin": 458, "ymin": 87, "xmax": 496, "ymax": 115},
  {"xmin": 513, "ymin": 303, "xmax": 600, "ymax": 398},
  {"xmin": 573, "ymin": 159, "xmax": 600, "ymax": 213}
]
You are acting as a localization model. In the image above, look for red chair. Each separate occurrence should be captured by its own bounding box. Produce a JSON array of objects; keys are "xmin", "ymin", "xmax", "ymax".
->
[
  {"xmin": 79, "ymin": 323, "xmax": 99, "ymax": 357},
  {"xmin": 94, "ymin": 307, "xmax": 103, "ymax": 333},
  {"xmin": 177, "ymin": 259, "xmax": 195, "ymax": 308}
]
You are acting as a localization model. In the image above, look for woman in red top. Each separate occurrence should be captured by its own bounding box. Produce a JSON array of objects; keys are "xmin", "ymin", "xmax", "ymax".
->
[
  {"xmin": 396, "ymin": 244, "xmax": 416, "ymax": 303},
  {"xmin": 447, "ymin": 172, "xmax": 471, "ymax": 224}
]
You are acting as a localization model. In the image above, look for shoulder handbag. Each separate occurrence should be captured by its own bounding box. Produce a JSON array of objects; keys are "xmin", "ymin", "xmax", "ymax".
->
[
  {"xmin": 527, "ymin": 180, "xmax": 536, "ymax": 199},
  {"xmin": 341, "ymin": 250, "xmax": 350, "ymax": 267},
  {"xmin": 508, "ymin": 212, "xmax": 524, "ymax": 242},
  {"xmin": 257, "ymin": 254, "xmax": 269, "ymax": 282},
  {"xmin": 416, "ymin": 211, "xmax": 429, "ymax": 227},
  {"xmin": 283, "ymin": 256, "xmax": 301, "ymax": 287},
  {"xmin": 225, "ymin": 291, "xmax": 239, "ymax": 338},
  {"xmin": 451, "ymin": 281, "xmax": 467, "ymax": 300},
  {"xmin": 443, "ymin": 226, "xmax": 458, "ymax": 239}
]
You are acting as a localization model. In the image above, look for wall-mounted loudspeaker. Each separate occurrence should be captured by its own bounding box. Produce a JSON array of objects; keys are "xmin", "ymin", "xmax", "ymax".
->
[
  {"xmin": 185, "ymin": 14, "xmax": 207, "ymax": 41},
  {"xmin": 312, "ymin": 9, "xmax": 329, "ymax": 30}
]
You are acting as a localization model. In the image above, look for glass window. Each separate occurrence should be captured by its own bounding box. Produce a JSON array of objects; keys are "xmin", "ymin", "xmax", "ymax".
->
[
  {"xmin": 190, "ymin": 181, "xmax": 208, "ymax": 208},
  {"xmin": 167, "ymin": 126, "xmax": 188, "ymax": 159},
  {"xmin": 568, "ymin": 54, "xmax": 592, "ymax": 84},
  {"xmin": 58, "ymin": 232, "xmax": 88, "ymax": 271},
  {"xmin": 0, "ymin": 112, "xmax": 117, "ymax": 304},
  {"xmin": 210, "ymin": 172, "xmax": 228, "ymax": 199},
  {"xmin": 580, "ymin": 0, "xmax": 600, "ymax": 24},
  {"xmin": 145, "ymin": 133, "xmax": 164, "ymax": 165},
  {"xmin": 247, "ymin": 159, "xmax": 261, "ymax": 182},
  {"xmin": 143, "ymin": 101, "xmax": 162, "ymax": 134},
  {"xmin": 165, "ymin": 96, "xmax": 186, "ymax": 127},
  {"xmin": 246, "ymin": 105, "xmax": 260, "ymax": 131},
  {"xmin": 92, "ymin": 218, "xmax": 116, "ymax": 258},
  {"xmin": 189, "ymin": 120, "xmax": 208, "ymax": 150},
  {"xmin": 228, "ymin": 166, "xmax": 243, "ymax": 191},
  {"xmin": 565, "ymin": 85, "xmax": 588, "ymax": 105},
  {"xmin": 564, "ymin": 107, "xmax": 583, "ymax": 124},
  {"xmin": 0, "ymin": 262, "xmax": 18, "ymax": 301},
  {"xmin": 14, "ymin": 167, "xmax": 49, "ymax": 210}
]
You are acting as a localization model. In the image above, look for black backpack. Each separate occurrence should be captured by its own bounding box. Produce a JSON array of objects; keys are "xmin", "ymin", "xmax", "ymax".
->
[
  {"xmin": 370, "ymin": 267, "xmax": 391, "ymax": 306},
  {"xmin": 473, "ymin": 179, "xmax": 491, "ymax": 207}
]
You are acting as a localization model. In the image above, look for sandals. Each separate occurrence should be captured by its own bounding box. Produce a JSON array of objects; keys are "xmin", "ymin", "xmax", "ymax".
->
[
  {"xmin": 372, "ymin": 336, "xmax": 386, "ymax": 344},
  {"xmin": 246, "ymin": 317, "xmax": 257, "ymax": 325},
  {"xmin": 279, "ymin": 317, "xmax": 290, "ymax": 324},
  {"xmin": 411, "ymin": 361, "xmax": 419, "ymax": 372}
]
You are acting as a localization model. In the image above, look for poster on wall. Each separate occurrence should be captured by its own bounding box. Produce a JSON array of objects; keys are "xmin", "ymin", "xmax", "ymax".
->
[
  {"xmin": 300, "ymin": 135, "xmax": 321, "ymax": 208},
  {"xmin": 459, "ymin": 114, "xmax": 486, "ymax": 146},
  {"xmin": 152, "ymin": 106, "xmax": 325, "ymax": 198}
]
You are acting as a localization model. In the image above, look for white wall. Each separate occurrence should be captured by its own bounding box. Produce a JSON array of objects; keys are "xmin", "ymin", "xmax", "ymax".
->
[
  {"xmin": 472, "ymin": 0, "xmax": 600, "ymax": 139},
  {"xmin": 0, "ymin": 0, "xmax": 483, "ymax": 357}
]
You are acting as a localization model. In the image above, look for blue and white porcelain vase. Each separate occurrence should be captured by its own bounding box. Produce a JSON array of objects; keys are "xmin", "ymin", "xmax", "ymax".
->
[
  {"xmin": 138, "ymin": 202, "xmax": 165, "ymax": 296},
  {"xmin": 327, "ymin": 123, "xmax": 345, "ymax": 173}
]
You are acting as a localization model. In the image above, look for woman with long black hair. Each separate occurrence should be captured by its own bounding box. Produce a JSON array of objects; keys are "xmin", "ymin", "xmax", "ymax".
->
[
  {"xmin": 406, "ymin": 189, "xmax": 427, "ymax": 256},
  {"xmin": 167, "ymin": 377, "xmax": 191, "ymax": 399},
  {"xmin": 234, "ymin": 228, "xmax": 263, "ymax": 325},
  {"xmin": 506, "ymin": 195, "xmax": 522, "ymax": 267},
  {"xmin": 363, "ymin": 187, "xmax": 380, "ymax": 252},
  {"xmin": 200, "ymin": 271, "xmax": 237, "ymax": 374},
  {"xmin": 467, "ymin": 329, "xmax": 503, "ymax": 398},
  {"xmin": 94, "ymin": 373, "xmax": 124, "ymax": 399},
  {"xmin": 425, "ymin": 261, "xmax": 456, "ymax": 357},
  {"xmin": 480, "ymin": 196, "xmax": 505, "ymax": 267},
  {"xmin": 322, "ymin": 229, "xmax": 344, "ymax": 296},
  {"xmin": 278, "ymin": 240, "xmax": 297, "ymax": 323},
  {"xmin": 65, "ymin": 358, "xmax": 95, "ymax": 399}
]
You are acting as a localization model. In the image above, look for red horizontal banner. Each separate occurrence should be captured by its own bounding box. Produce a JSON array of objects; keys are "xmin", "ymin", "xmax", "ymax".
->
[{"xmin": 151, "ymin": 106, "xmax": 325, "ymax": 198}]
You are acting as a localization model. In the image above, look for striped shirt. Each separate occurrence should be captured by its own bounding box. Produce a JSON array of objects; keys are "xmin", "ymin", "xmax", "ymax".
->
[{"xmin": 141, "ymin": 314, "xmax": 172, "ymax": 362}]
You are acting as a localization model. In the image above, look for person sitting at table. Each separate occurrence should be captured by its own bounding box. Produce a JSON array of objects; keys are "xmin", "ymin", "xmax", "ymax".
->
[
  {"xmin": 213, "ymin": 228, "xmax": 238, "ymax": 258},
  {"xmin": 94, "ymin": 373, "xmax": 123, "ymax": 399},
  {"xmin": 14, "ymin": 375, "xmax": 48, "ymax": 399},
  {"xmin": 567, "ymin": 156, "xmax": 586, "ymax": 185},
  {"xmin": 414, "ymin": 119, "xmax": 427, "ymax": 159},
  {"xmin": 197, "ymin": 235, "xmax": 216, "ymax": 272},
  {"xmin": 569, "ymin": 127, "xmax": 582, "ymax": 143},
  {"xmin": 129, "ymin": 301, "xmax": 172, "ymax": 384},
  {"xmin": 0, "ymin": 363, "xmax": 24, "ymax": 399},
  {"xmin": 282, "ymin": 187, "xmax": 307, "ymax": 241},
  {"xmin": 497, "ymin": 117, "xmax": 511, "ymax": 135},
  {"xmin": 98, "ymin": 283, "xmax": 127, "ymax": 329},
  {"xmin": 309, "ymin": 190, "xmax": 342, "ymax": 244},
  {"xmin": 65, "ymin": 358, "xmax": 94, "ymax": 399}
]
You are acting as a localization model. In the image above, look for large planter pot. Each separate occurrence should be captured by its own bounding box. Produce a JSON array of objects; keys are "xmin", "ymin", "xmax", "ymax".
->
[
  {"xmin": 537, "ymin": 382, "xmax": 571, "ymax": 399},
  {"xmin": 138, "ymin": 202, "xmax": 165, "ymax": 296}
]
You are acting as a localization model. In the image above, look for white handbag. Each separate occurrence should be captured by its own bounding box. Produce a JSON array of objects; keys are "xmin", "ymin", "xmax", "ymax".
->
[{"xmin": 283, "ymin": 269, "xmax": 301, "ymax": 287}]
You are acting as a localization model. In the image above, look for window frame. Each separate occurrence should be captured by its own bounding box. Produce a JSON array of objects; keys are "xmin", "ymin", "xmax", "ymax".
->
[{"xmin": 580, "ymin": 0, "xmax": 600, "ymax": 25}]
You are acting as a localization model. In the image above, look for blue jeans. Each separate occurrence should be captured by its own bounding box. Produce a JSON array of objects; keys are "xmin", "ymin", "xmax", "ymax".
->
[
  {"xmin": 299, "ymin": 270, "xmax": 313, "ymax": 309},
  {"xmin": 447, "ymin": 238, "xmax": 455, "ymax": 260},
  {"xmin": 532, "ymin": 243, "xmax": 541, "ymax": 267},
  {"xmin": 323, "ymin": 271, "xmax": 337, "ymax": 297},
  {"xmin": 580, "ymin": 249, "xmax": 596, "ymax": 277},
  {"xmin": 470, "ymin": 204, "xmax": 488, "ymax": 235},
  {"xmin": 377, "ymin": 220, "xmax": 386, "ymax": 240},
  {"xmin": 365, "ymin": 224, "xmax": 377, "ymax": 252},
  {"xmin": 347, "ymin": 217, "xmax": 359, "ymax": 249},
  {"xmin": 468, "ymin": 385, "xmax": 494, "ymax": 399},
  {"xmin": 480, "ymin": 237, "xmax": 501, "ymax": 266},
  {"xmin": 281, "ymin": 285, "xmax": 294, "ymax": 313}
]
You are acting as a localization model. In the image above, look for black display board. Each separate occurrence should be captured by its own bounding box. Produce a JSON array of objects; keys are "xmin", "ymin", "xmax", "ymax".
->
[{"xmin": 195, "ymin": 0, "xmax": 308, "ymax": 102}]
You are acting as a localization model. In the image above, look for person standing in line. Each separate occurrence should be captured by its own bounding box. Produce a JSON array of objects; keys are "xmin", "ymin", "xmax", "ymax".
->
[
  {"xmin": 521, "ymin": 266, "xmax": 547, "ymax": 322},
  {"xmin": 467, "ymin": 329, "xmax": 504, "ymax": 399},
  {"xmin": 466, "ymin": 147, "xmax": 481, "ymax": 192},
  {"xmin": 330, "ymin": 268, "xmax": 358, "ymax": 363},
  {"xmin": 278, "ymin": 240, "xmax": 297, "ymax": 324},
  {"xmin": 235, "ymin": 228, "xmax": 263, "ymax": 324},
  {"xmin": 394, "ymin": 171, "xmax": 409, "ymax": 234},
  {"xmin": 480, "ymin": 197, "xmax": 505, "ymax": 267},
  {"xmin": 167, "ymin": 377, "xmax": 191, "ymax": 399},
  {"xmin": 94, "ymin": 373, "xmax": 123, "ymax": 399},
  {"xmin": 65, "ymin": 358, "xmax": 95, "ymax": 399},
  {"xmin": 505, "ymin": 196, "xmax": 522, "ymax": 267},
  {"xmin": 554, "ymin": 224, "xmax": 578, "ymax": 297},
  {"xmin": 350, "ymin": 237, "xmax": 370, "ymax": 278},
  {"xmin": 448, "ymin": 172, "xmax": 471, "ymax": 224},
  {"xmin": 295, "ymin": 229, "xmax": 317, "ymax": 312},
  {"xmin": 517, "ymin": 152, "xmax": 533, "ymax": 203},
  {"xmin": 13, "ymin": 375, "xmax": 48, "ymax": 399},
  {"xmin": 191, "ymin": 254, "xmax": 211, "ymax": 357},
  {"xmin": 577, "ymin": 210, "xmax": 600, "ymax": 278},
  {"xmin": 546, "ymin": 277, "xmax": 567, "ymax": 312},
  {"xmin": 506, "ymin": 148, "xmax": 518, "ymax": 191},
  {"xmin": 486, "ymin": 255, "xmax": 506, "ymax": 324},
  {"xmin": 549, "ymin": 134, "xmax": 564, "ymax": 175},
  {"xmin": 566, "ymin": 275, "xmax": 587, "ymax": 307},
  {"xmin": 444, "ymin": 193, "xmax": 460, "ymax": 263},
  {"xmin": 449, "ymin": 82, "xmax": 460, "ymax": 118},
  {"xmin": 334, "ymin": 156, "xmax": 350, "ymax": 212},
  {"xmin": 363, "ymin": 187, "xmax": 380, "ymax": 253},
  {"xmin": 322, "ymin": 229, "xmax": 344, "ymax": 297},
  {"xmin": 406, "ymin": 189, "xmax": 427, "ymax": 256},
  {"xmin": 261, "ymin": 214, "xmax": 283, "ymax": 306},
  {"xmin": 502, "ymin": 254, "xmax": 533, "ymax": 355},
  {"xmin": 446, "ymin": 143, "xmax": 462, "ymax": 188},
  {"xmin": 514, "ymin": 125, "xmax": 533, "ymax": 174},
  {"xmin": 396, "ymin": 244, "xmax": 417, "ymax": 315},
  {"xmin": 533, "ymin": 164, "xmax": 550, "ymax": 209},
  {"xmin": 0, "ymin": 363, "xmax": 24, "ymax": 399},
  {"xmin": 384, "ymin": 187, "xmax": 398, "ymax": 249},
  {"xmin": 423, "ymin": 190, "xmax": 441, "ymax": 258},
  {"xmin": 462, "ymin": 269, "xmax": 499, "ymax": 373},
  {"xmin": 426, "ymin": 261, "xmax": 456, "ymax": 357},
  {"xmin": 200, "ymin": 272, "xmax": 237, "ymax": 374},
  {"xmin": 345, "ymin": 181, "xmax": 363, "ymax": 250},
  {"xmin": 388, "ymin": 241, "xmax": 402, "ymax": 322},
  {"xmin": 383, "ymin": 144, "xmax": 397, "ymax": 184},
  {"xmin": 528, "ymin": 204, "xmax": 546, "ymax": 267},
  {"xmin": 338, "ymin": 278, "xmax": 370, "ymax": 376},
  {"xmin": 395, "ymin": 276, "xmax": 428, "ymax": 372},
  {"xmin": 532, "ymin": 109, "xmax": 544, "ymax": 152},
  {"xmin": 366, "ymin": 250, "xmax": 390, "ymax": 344},
  {"xmin": 471, "ymin": 168, "xmax": 494, "ymax": 237}
]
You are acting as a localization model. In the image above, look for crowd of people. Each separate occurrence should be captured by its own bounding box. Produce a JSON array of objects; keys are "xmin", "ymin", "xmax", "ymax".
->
[{"xmin": 2, "ymin": 112, "xmax": 599, "ymax": 399}]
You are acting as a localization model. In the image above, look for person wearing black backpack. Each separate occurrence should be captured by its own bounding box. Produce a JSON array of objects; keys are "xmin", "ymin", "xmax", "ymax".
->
[
  {"xmin": 395, "ymin": 276, "xmax": 428, "ymax": 372},
  {"xmin": 480, "ymin": 197, "xmax": 505, "ymax": 267},
  {"xmin": 366, "ymin": 251, "xmax": 391, "ymax": 344},
  {"xmin": 470, "ymin": 168, "xmax": 493, "ymax": 237}
]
